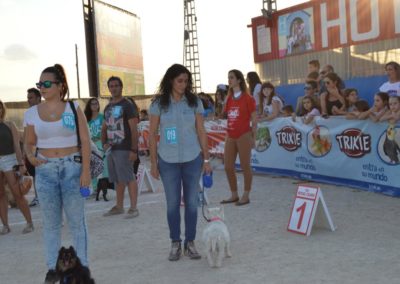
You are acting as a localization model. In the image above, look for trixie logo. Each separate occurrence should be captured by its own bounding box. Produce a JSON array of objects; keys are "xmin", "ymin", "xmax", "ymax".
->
[
  {"xmin": 227, "ymin": 107, "xmax": 239, "ymax": 119},
  {"xmin": 336, "ymin": 128, "xmax": 371, "ymax": 158},
  {"xmin": 276, "ymin": 126, "xmax": 301, "ymax": 151}
]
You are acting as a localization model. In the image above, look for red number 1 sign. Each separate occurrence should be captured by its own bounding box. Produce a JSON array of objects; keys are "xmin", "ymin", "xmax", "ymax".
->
[{"xmin": 287, "ymin": 184, "xmax": 335, "ymax": 236}]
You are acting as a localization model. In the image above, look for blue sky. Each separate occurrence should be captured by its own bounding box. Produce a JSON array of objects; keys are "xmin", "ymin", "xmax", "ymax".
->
[{"xmin": 0, "ymin": 0, "xmax": 306, "ymax": 102}]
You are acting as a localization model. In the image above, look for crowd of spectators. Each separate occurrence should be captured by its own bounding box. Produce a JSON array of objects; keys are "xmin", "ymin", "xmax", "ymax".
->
[{"xmin": 209, "ymin": 60, "xmax": 400, "ymax": 125}]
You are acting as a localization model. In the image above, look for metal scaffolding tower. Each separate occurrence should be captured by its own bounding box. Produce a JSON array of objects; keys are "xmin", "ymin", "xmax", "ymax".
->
[
  {"xmin": 183, "ymin": 0, "xmax": 202, "ymax": 93},
  {"xmin": 261, "ymin": 0, "xmax": 277, "ymax": 19}
]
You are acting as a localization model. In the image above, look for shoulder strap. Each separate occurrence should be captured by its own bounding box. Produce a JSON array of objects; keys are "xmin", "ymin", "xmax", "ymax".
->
[{"xmin": 68, "ymin": 101, "xmax": 81, "ymax": 148}]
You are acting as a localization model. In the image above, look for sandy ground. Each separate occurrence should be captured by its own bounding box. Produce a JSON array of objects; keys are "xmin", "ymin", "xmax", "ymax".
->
[{"xmin": 1, "ymin": 157, "xmax": 400, "ymax": 284}]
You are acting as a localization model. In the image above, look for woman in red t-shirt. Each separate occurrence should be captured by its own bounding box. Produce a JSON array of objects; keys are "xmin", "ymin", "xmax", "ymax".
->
[{"xmin": 221, "ymin": 70, "xmax": 257, "ymax": 206}]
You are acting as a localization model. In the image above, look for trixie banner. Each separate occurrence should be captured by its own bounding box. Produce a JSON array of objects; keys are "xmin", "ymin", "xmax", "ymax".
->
[
  {"xmin": 138, "ymin": 118, "xmax": 400, "ymax": 196},
  {"xmin": 251, "ymin": 117, "xmax": 400, "ymax": 197}
]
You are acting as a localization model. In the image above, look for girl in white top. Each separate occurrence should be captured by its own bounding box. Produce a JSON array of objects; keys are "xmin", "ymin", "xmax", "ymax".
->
[
  {"xmin": 258, "ymin": 82, "xmax": 283, "ymax": 121},
  {"xmin": 293, "ymin": 96, "xmax": 321, "ymax": 124},
  {"xmin": 24, "ymin": 64, "xmax": 91, "ymax": 282},
  {"xmin": 379, "ymin": 96, "xmax": 400, "ymax": 123},
  {"xmin": 246, "ymin": 72, "xmax": 262, "ymax": 113},
  {"xmin": 358, "ymin": 92, "xmax": 389, "ymax": 122},
  {"xmin": 379, "ymin": 61, "xmax": 400, "ymax": 97}
]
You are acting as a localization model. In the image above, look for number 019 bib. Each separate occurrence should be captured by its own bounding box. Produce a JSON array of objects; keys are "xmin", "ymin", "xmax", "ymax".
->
[{"xmin": 164, "ymin": 127, "xmax": 177, "ymax": 144}]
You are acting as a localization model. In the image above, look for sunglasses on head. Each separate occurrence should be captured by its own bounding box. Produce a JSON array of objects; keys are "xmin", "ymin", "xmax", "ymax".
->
[{"xmin": 36, "ymin": 80, "xmax": 59, "ymax": 89}]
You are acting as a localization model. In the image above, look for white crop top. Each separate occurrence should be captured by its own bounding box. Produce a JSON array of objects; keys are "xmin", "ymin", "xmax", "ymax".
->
[{"xmin": 24, "ymin": 101, "xmax": 79, "ymax": 149}]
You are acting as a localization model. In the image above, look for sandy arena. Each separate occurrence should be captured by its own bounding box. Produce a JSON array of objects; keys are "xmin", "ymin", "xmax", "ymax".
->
[{"xmin": 1, "ymin": 158, "xmax": 399, "ymax": 284}]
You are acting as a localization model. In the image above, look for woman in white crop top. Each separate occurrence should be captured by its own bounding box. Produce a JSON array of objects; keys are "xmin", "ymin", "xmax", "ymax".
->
[{"xmin": 24, "ymin": 64, "xmax": 91, "ymax": 282}]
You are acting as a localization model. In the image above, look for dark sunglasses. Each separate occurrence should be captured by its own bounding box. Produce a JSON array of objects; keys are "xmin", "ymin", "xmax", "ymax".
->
[
  {"xmin": 304, "ymin": 86, "xmax": 312, "ymax": 90},
  {"xmin": 36, "ymin": 80, "xmax": 59, "ymax": 89}
]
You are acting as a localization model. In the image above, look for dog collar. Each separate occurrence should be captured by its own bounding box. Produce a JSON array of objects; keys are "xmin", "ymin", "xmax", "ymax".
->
[{"xmin": 210, "ymin": 217, "xmax": 222, "ymax": 222}]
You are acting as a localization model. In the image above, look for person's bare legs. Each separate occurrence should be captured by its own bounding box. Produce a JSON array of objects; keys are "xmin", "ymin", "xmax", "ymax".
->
[
  {"xmin": 115, "ymin": 183, "xmax": 126, "ymax": 209},
  {"xmin": 4, "ymin": 171, "xmax": 32, "ymax": 224},
  {"xmin": 127, "ymin": 180, "xmax": 138, "ymax": 209},
  {"xmin": 0, "ymin": 174, "xmax": 9, "ymax": 229},
  {"xmin": 236, "ymin": 132, "xmax": 253, "ymax": 203},
  {"xmin": 222, "ymin": 137, "xmax": 239, "ymax": 202}
]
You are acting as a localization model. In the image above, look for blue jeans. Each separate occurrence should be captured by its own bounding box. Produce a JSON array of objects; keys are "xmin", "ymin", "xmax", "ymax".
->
[
  {"xmin": 158, "ymin": 154, "xmax": 202, "ymax": 245},
  {"xmin": 35, "ymin": 153, "xmax": 88, "ymax": 269}
]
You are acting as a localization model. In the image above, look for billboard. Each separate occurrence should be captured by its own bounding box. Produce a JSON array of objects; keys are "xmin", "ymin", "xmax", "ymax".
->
[
  {"xmin": 278, "ymin": 8, "xmax": 315, "ymax": 57},
  {"xmin": 94, "ymin": 0, "xmax": 145, "ymax": 96},
  {"xmin": 251, "ymin": 0, "xmax": 400, "ymax": 62}
]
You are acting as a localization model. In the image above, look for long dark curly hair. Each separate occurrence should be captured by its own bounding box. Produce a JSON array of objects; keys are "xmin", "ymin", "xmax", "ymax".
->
[
  {"xmin": 84, "ymin": 98, "xmax": 100, "ymax": 121},
  {"xmin": 152, "ymin": 64, "xmax": 198, "ymax": 111}
]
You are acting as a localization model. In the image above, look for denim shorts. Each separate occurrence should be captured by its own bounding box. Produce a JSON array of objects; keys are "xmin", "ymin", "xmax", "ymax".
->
[{"xmin": 0, "ymin": 153, "xmax": 17, "ymax": 172}]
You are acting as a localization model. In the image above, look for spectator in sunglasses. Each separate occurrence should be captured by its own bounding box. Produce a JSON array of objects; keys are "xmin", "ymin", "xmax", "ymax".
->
[
  {"xmin": 295, "ymin": 81, "xmax": 319, "ymax": 115},
  {"xmin": 318, "ymin": 64, "xmax": 345, "ymax": 95},
  {"xmin": 320, "ymin": 72, "xmax": 346, "ymax": 117}
]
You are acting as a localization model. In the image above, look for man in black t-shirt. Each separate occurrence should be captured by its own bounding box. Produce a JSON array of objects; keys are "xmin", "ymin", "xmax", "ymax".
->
[{"xmin": 101, "ymin": 76, "xmax": 140, "ymax": 218}]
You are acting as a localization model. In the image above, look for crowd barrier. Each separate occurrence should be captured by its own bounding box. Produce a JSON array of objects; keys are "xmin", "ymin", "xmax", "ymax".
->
[{"xmin": 138, "ymin": 117, "xmax": 400, "ymax": 197}]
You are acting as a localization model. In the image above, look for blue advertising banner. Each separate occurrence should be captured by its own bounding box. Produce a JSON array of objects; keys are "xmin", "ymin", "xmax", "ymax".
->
[{"xmin": 247, "ymin": 116, "xmax": 400, "ymax": 197}]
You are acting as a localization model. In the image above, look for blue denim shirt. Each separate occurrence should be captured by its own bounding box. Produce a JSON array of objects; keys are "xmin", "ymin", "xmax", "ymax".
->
[{"xmin": 149, "ymin": 95, "xmax": 204, "ymax": 163}]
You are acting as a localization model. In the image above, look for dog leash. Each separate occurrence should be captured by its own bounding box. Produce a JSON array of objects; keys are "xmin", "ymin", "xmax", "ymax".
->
[{"xmin": 201, "ymin": 187, "xmax": 211, "ymax": 222}]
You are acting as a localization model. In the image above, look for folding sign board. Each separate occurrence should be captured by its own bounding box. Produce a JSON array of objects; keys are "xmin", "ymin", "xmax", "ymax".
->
[
  {"xmin": 287, "ymin": 184, "xmax": 335, "ymax": 236},
  {"xmin": 136, "ymin": 164, "xmax": 156, "ymax": 194}
]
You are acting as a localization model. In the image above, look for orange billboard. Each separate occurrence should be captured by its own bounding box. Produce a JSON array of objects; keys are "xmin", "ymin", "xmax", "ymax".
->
[{"xmin": 94, "ymin": 0, "xmax": 145, "ymax": 96}]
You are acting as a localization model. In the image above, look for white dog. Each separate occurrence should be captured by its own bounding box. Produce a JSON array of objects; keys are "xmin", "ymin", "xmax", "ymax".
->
[{"xmin": 202, "ymin": 206, "xmax": 232, "ymax": 268}]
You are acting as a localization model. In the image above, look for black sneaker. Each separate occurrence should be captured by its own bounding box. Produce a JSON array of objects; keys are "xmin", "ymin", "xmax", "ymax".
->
[
  {"xmin": 29, "ymin": 197, "xmax": 39, "ymax": 207},
  {"xmin": 168, "ymin": 241, "xmax": 182, "ymax": 261},
  {"xmin": 44, "ymin": 269, "xmax": 59, "ymax": 284}
]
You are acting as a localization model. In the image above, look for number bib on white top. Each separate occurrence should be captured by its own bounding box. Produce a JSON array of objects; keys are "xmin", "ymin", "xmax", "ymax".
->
[{"xmin": 62, "ymin": 113, "xmax": 76, "ymax": 130}]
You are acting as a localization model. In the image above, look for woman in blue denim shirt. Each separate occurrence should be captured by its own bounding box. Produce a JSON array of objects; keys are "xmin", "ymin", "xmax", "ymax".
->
[
  {"xmin": 149, "ymin": 64, "xmax": 212, "ymax": 261},
  {"xmin": 24, "ymin": 64, "xmax": 91, "ymax": 283}
]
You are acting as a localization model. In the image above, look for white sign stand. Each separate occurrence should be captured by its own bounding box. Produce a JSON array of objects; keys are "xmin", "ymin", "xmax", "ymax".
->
[
  {"xmin": 136, "ymin": 164, "xmax": 156, "ymax": 195},
  {"xmin": 287, "ymin": 184, "xmax": 335, "ymax": 236}
]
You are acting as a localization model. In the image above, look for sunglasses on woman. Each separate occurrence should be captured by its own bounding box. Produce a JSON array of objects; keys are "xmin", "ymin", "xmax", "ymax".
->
[{"xmin": 36, "ymin": 80, "xmax": 59, "ymax": 89}]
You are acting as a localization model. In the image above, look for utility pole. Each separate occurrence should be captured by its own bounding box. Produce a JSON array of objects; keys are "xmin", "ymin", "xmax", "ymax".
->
[
  {"xmin": 75, "ymin": 44, "xmax": 81, "ymax": 99},
  {"xmin": 183, "ymin": 0, "xmax": 202, "ymax": 93}
]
